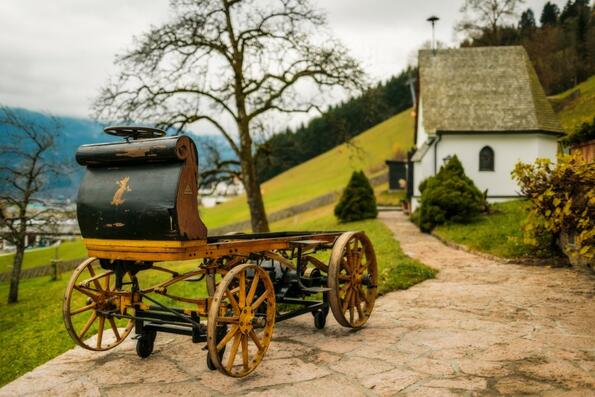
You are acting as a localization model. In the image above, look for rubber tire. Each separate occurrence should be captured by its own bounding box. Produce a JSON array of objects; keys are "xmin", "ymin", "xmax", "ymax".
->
[
  {"xmin": 136, "ymin": 331, "xmax": 156, "ymax": 358},
  {"xmin": 314, "ymin": 310, "xmax": 327, "ymax": 329},
  {"xmin": 206, "ymin": 326, "xmax": 227, "ymax": 370},
  {"xmin": 206, "ymin": 348, "xmax": 226, "ymax": 370}
]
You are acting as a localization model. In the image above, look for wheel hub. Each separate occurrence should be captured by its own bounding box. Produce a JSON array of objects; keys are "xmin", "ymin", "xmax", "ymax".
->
[{"xmin": 239, "ymin": 306, "xmax": 255, "ymax": 334}]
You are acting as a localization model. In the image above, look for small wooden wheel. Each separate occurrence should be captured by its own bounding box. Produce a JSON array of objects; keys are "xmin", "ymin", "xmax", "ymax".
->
[
  {"xmin": 207, "ymin": 263, "xmax": 276, "ymax": 377},
  {"xmin": 328, "ymin": 232, "xmax": 378, "ymax": 328},
  {"xmin": 63, "ymin": 257, "xmax": 134, "ymax": 351}
]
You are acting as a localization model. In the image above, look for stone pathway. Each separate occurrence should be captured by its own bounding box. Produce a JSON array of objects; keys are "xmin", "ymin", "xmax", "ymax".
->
[{"xmin": 2, "ymin": 211, "xmax": 594, "ymax": 396}]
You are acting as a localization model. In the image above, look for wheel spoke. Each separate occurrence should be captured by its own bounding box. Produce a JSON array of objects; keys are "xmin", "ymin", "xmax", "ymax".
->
[
  {"xmin": 70, "ymin": 302, "xmax": 96, "ymax": 316},
  {"xmin": 241, "ymin": 334, "xmax": 249, "ymax": 370},
  {"xmin": 249, "ymin": 329, "xmax": 263, "ymax": 351},
  {"xmin": 96, "ymin": 316, "xmax": 105, "ymax": 348},
  {"xmin": 355, "ymin": 295, "xmax": 364, "ymax": 320},
  {"xmin": 217, "ymin": 325, "xmax": 239, "ymax": 351},
  {"xmin": 108, "ymin": 317, "xmax": 120, "ymax": 339},
  {"xmin": 217, "ymin": 316, "xmax": 239, "ymax": 324},
  {"xmin": 349, "ymin": 293, "xmax": 355, "ymax": 324},
  {"xmin": 239, "ymin": 271, "xmax": 246, "ymax": 307},
  {"xmin": 78, "ymin": 312, "xmax": 97, "ymax": 339},
  {"xmin": 226, "ymin": 333, "xmax": 242, "ymax": 371},
  {"xmin": 342, "ymin": 255, "xmax": 352, "ymax": 274},
  {"xmin": 86, "ymin": 264, "xmax": 104, "ymax": 291},
  {"xmin": 246, "ymin": 273, "xmax": 260, "ymax": 305},
  {"xmin": 225, "ymin": 290, "xmax": 241, "ymax": 314},
  {"xmin": 342, "ymin": 288, "xmax": 352, "ymax": 313},
  {"xmin": 251, "ymin": 292, "xmax": 268, "ymax": 310},
  {"xmin": 338, "ymin": 274, "xmax": 350, "ymax": 282},
  {"xmin": 73, "ymin": 285, "xmax": 101, "ymax": 300},
  {"xmin": 358, "ymin": 286, "xmax": 370, "ymax": 306}
]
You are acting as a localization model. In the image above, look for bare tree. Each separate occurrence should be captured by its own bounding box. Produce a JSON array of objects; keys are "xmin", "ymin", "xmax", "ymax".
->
[
  {"xmin": 93, "ymin": 0, "xmax": 365, "ymax": 232},
  {"xmin": 456, "ymin": 0, "xmax": 525, "ymax": 42},
  {"xmin": 0, "ymin": 107, "xmax": 62, "ymax": 303}
]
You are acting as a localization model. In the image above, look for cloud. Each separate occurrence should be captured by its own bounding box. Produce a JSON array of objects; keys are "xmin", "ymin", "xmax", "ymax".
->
[{"xmin": 0, "ymin": 0, "xmax": 567, "ymax": 123}]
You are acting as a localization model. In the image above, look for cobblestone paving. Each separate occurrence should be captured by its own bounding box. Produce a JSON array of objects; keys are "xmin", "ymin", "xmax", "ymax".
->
[{"xmin": 1, "ymin": 211, "xmax": 594, "ymax": 396}]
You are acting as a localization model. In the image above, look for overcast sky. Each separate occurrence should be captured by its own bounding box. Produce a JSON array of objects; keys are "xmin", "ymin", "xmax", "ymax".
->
[{"xmin": 0, "ymin": 0, "xmax": 566, "ymax": 126}]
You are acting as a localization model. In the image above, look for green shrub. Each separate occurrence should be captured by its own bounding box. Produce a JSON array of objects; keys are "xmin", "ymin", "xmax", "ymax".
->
[
  {"xmin": 561, "ymin": 116, "xmax": 595, "ymax": 147},
  {"xmin": 334, "ymin": 171, "xmax": 378, "ymax": 222},
  {"xmin": 415, "ymin": 155, "xmax": 485, "ymax": 232},
  {"xmin": 512, "ymin": 153, "xmax": 595, "ymax": 261},
  {"xmin": 520, "ymin": 211, "xmax": 561, "ymax": 257}
]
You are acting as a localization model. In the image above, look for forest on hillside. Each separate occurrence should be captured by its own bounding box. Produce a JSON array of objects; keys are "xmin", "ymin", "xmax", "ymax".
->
[
  {"xmin": 255, "ymin": 0, "xmax": 594, "ymax": 183},
  {"xmin": 462, "ymin": 0, "xmax": 595, "ymax": 95}
]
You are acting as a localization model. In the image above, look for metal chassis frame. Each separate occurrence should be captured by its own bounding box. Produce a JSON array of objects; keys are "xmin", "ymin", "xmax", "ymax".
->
[{"xmin": 89, "ymin": 231, "xmax": 338, "ymax": 345}]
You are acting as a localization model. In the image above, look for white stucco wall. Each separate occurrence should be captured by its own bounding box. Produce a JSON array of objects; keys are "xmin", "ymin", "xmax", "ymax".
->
[
  {"xmin": 411, "ymin": 133, "xmax": 559, "ymax": 211},
  {"xmin": 416, "ymin": 98, "xmax": 428, "ymax": 147}
]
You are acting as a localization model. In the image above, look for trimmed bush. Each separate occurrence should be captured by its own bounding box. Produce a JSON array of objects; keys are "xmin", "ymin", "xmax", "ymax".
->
[
  {"xmin": 334, "ymin": 171, "xmax": 378, "ymax": 222},
  {"xmin": 415, "ymin": 155, "xmax": 485, "ymax": 232}
]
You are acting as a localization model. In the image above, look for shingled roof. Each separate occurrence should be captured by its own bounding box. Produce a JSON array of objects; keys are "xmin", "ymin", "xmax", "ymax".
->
[{"xmin": 418, "ymin": 46, "xmax": 563, "ymax": 135}]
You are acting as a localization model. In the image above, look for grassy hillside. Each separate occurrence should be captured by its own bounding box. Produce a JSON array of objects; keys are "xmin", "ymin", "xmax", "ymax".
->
[
  {"xmin": 550, "ymin": 74, "xmax": 595, "ymax": 133},
  {"xmin": 202, "ymin": 109, "xmax": 414, "ymax": 228},
  {"xmin": 0, "ymin": 240, "xmax": 86, "ymax": 274}
]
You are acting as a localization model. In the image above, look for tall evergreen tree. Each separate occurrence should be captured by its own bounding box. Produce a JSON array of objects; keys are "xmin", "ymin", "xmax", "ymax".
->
[
  {"xmin": 519, "ymin": 8, "xmax": 537, "ymax": 32},
  {"xmin": 540, "ymin": 1, "xmax": 560, "ymax": 26}
]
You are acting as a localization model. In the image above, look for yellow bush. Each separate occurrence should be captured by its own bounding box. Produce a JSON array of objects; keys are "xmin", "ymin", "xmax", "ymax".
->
[{"xmin": 512, "ymin": 153, "xmax": 595, "ymax": 260}]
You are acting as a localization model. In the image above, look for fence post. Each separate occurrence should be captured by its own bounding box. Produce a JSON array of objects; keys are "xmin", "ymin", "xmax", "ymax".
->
[{"xmin": 51, "ymin": 259, "xmax": 62, "ymax": 281}]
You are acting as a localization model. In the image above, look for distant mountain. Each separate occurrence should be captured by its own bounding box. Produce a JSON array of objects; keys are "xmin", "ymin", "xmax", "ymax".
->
[{"xmin": 0, "ymin": 107, "xmax": 236, "ymax": 199}]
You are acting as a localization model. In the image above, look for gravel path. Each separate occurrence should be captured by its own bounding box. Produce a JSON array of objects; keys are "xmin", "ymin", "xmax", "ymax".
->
[{"xmin": 1, "ymin": 211, "xmax": 593, "ymax": 396}]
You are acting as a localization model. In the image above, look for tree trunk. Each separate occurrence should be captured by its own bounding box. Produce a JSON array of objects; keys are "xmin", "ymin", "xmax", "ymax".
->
[
  {"xmin": 240, "ymin": 149, "xmax": 269, "ymax": 233},
  {"xmin": 237, "ymin": 120, "xmax": 269, "ymax": 233},
  {"xmin": 8, "ymin": 243, "xmax": 24, "ymax": 303}
]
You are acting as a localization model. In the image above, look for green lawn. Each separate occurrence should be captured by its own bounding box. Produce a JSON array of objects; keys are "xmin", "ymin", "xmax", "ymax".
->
[
  {"xmin": 0, "ymin": 204, "xmax": 435, "ymax": 387},
  {"xmin": 269, "ymin": 204, "xmax": 437, "ymax": 295},
  {"xmin": 0, "ymin": 260, "xmax": 205, "ymax": 386},
  {"xmin": 0, "ymin": 239, "xmax": 87, "ymax": 273},
  {"xmin": 201, "ymin": 109, "xmax": 414, "ymax": 228},
  {"xmin": 550, "ymin": 74, "xmax": 595, "ymax": 134},
  {"xmin": 374, "ymin": 182, "xmax": 406, "ymax": 207},
  {"xmin": 433, "ymin": 200, "xmax": 543, "ymax": 259}
]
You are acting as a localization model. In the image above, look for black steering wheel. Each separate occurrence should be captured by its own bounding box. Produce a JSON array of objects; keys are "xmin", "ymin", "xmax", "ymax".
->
[{"xmin": 104, "ymin": 126, "xmax": 167, "ymax": 140}]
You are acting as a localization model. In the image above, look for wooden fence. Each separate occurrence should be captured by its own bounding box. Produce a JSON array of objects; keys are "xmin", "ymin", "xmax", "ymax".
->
[
  {"xmin": 571, "ymin": 139, "xmax": 595, "ymax": 163},
  {"xmin": 0, "ymin": 258, "xmax": 84, "ymax": 282}
]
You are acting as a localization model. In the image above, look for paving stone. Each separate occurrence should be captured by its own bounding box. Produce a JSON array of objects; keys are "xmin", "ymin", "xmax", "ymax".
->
[
  {"xmin": 199, "ymin": 358, "xmax": 331, "ymax": 394},
  {"xmin": 360, "ymin": 368, "xmax": 423, "ymax": 396},
  {"xmin": 329, "ymin": 355, "xmax": 394, "ymax": 379},
  {"xmin": 424, "ymin": 376, "xmax": 487, "ymax": 391},
  {"xmin": 243, "ymin": 376, "xmax": 367, "ymax": 397},
  {"xmin": 494, "ymin": 376, "xmax": 556, "ymax": 395},
  {"xmin": 103, "ymin": 381, "xmax": 210, "ymax": 397}
]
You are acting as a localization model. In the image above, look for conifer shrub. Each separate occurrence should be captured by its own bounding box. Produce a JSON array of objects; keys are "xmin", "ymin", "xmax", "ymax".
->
[
  {"xmin": 334, "ymin": 171, "xmax": 378, "ymax": 222},
  {"xmin": 414, "ymin": 155, "xmax": 485, "ymax": 232}
]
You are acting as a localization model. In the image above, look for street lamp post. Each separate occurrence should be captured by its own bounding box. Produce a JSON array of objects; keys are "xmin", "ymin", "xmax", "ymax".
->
[{"xmin": 427, "ymin": 15, "xmax": 440, "ymax": 53}]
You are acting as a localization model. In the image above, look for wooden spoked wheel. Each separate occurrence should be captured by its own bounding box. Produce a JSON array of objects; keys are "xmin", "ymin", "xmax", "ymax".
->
[
  {"xmin": 328, "ymin": 232, "xmax": 378, "ymax": 328},
  {"xmin": 63, "ymin": 257, "xmax": 134, "ymax": 351},
  {"xmin": 207, "ymin": 263, "xmax": 276, "ymax": 377}
]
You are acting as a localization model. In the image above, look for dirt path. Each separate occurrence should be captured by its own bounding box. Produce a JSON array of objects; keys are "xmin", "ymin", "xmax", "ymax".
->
[{"xmin": 1, "ymin": 211, "xmax": 593, "ymax": 396}]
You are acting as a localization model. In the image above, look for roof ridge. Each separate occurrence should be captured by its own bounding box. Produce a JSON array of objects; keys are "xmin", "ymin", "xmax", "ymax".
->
[{"xmin": 521, "ymin": 49, "xmax": 564, "ymax": 134}]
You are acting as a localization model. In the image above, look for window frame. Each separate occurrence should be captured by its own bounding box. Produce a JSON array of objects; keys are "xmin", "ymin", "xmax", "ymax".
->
[{"xmin": 479, "ymin": 146, "xmax": 495, "ymax": 172}]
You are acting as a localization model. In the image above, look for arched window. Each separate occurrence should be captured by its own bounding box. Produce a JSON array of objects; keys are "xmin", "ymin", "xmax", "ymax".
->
[{"xmin": 479, "ymin": 146, "xmax": 494, "ymax": 171}]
